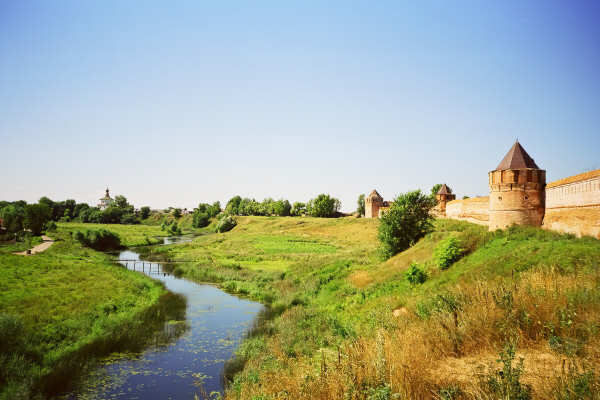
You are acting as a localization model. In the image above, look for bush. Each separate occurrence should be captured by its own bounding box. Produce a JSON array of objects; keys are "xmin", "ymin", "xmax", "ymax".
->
[
  {"xmin": 0, "ymin": 314, "xmax": 24, "ymax": 354},
  {"xmin": 405, "ymin": 263, "xmax": 427, "ymax": 285},
  {"xmin": 434, "ymin": 237, "xmax": 464, "ymax": 270},
  {"xmin": 74, "ymin": 229, "xmax": 122, "ymax": 251},
  {"xmin": 215, "ymin": 215, "xmax": 237, "ymax": 233},
  {"xmin": 483, "ymin": 341, "xmax": 531, "ymax": 400},
  {"xmin": 378, "ymin": 190, "xmax": 435, "ymax": 259},
  {"xmin": 45, "ymin": 221, "xmax": 57, "ymax": 232},
  {"xmin": 193, "ymin": 211, "xmax": 210, "ymax": 228}
]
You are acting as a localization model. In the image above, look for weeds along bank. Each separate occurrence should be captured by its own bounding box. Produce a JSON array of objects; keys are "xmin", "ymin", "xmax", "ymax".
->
[
  {"xmin": 0, "ymin": 229, "xmax": 172, "ymax": 400},
  {"xmin": 150, "ymin": 216, "xmax": 600, "ymax": 399}
]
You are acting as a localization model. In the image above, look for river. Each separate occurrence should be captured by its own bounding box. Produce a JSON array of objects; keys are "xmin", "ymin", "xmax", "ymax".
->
[{"xmin": 59, "ymin": 235, "xmax": 263, "ymax": 399}]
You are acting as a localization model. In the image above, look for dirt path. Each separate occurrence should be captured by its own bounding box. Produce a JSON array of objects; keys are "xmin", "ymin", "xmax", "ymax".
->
[{"xmin": 15, "ymin": 235, "xmax": 55, "ymax": 255}]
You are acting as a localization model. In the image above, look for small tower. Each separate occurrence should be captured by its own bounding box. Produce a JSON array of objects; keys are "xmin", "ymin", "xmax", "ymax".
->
[
  {"xmin": 98, "ymin": 187, "xmax": 114, "ymax": 210},
  {"xmin": 435, "ymin": 184, "xmax": 456, "ymax": 214},
  {"xmin": 365, "ymin": 190, "xmax": 384, "ymax": 218},
  {"xmin": 489, "ymin": 141, "xmax": 546, "ymax": 231}
]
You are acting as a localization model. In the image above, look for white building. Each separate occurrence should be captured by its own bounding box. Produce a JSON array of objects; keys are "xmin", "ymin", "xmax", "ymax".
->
[{"xmin": 98, "ymin": 188, "xmax": 114, "ymax": 210}]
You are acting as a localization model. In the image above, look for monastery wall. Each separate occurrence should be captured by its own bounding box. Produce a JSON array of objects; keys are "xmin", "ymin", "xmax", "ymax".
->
[
  {"xmin": 542, "ymin": 169, "xmax": 600, "ymax": 239},
  {"xmin": 445, "ymin": 196, "xmax": 489, "ymax": 226}
]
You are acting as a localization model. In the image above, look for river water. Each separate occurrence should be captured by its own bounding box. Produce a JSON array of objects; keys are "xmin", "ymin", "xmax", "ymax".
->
[{"xmin": 60, "ymin": 236, "xmax": 263, "ymax": 399}]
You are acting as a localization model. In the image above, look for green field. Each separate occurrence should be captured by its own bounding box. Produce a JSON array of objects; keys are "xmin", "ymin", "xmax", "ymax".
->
[
  {"xmin": 57, "ymin": 222, "xmax": 169, "ymax": 246},
  {"xmin": 0, "ymin": 230, "xmax": 168, "ymax": 399},
  {"xmin": 149, "ymin": 216, "xmax": 600, "ymax": 399}
]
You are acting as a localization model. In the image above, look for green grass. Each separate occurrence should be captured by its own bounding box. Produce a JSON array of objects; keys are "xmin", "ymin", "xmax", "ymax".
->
[
  {"xmin": 0, "ymin": 236, "xmax": 43, "ymax": 255},
  {"xmin": 0, "ymin": 230, "xmax": 168, "ymax": 399},
  {"xmin": 57, "ymin": 222, "xmax": 168, "ymax": 246},
  {"xmin": 145, "ymin": 216, "xmax": 600, "ymax": 398}
]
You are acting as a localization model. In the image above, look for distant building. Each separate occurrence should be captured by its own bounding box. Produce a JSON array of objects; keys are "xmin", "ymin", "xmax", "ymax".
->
[
  {"xmin": 434, "ymin": 184, "xmax": 456, "ymax": 215},
  {"xmin": 365, "ymin": 190, "xmax": 390, "ymax": 218},
  {"xmin": 98, "ymin": 188, "xmax": 114, "ymax": 210}
]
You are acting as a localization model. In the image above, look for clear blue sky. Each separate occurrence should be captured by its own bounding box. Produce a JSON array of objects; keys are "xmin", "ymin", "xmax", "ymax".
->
[{"xmin": 2, "ymin": 1, "xmax": 599, "ymax": 211}]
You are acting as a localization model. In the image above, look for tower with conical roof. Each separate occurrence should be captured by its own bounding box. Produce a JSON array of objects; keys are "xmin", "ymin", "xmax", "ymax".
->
[
  {"xmin": 435, "ymin": 184, "xmax": 456, "ymax": 214},
  {"xmin": 488, "ymin": 141, "xmax": 546, "ymax": 231},
  {"xmin": 365, "ymin": 190, "xmax": 384, "ymax": 218}
]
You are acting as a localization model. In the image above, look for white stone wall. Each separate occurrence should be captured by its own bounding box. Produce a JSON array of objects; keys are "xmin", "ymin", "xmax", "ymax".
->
[{"xmin": 546, "ymin": 176, "xmax": 600, "ymax": 209}]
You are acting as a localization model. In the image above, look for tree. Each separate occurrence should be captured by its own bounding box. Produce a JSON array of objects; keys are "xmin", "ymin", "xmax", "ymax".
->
[
  {"xmin": 272, "ymin": 199, "xmax": 291, "ymax": 216},
  {"xmin": 430, "ymin": 184, "xmax": 442, "ymax": 198},
  {"xmin": 193, "ymin": 211, "xmax": 210, "ymax": 228},
  {"xmin": 64, "ymin": 199, "xmax": 76, "ymax": 218},
  {"xmin": 172, "ymin": 208, "xmax": 182, "ymax": 219},
  {"xmin": 378, "ymin": 190, "xmax": 436, "ymax": 259},
  {"xmin": 73, "ymin": 203, "xmax": 90, "ymax": 219},
  {"xmin": 225, "ymin": 196, "xmax": 242, "ymax": 215},
  {"xmin": 357, "ymin": 194, "xmax": 365, "ymax": 216},
  {"xmin": 0, "ymin": 205, "xmax": 25, "ymax": 234},
  {"xmin": 140, "ymin": 206, "xmax": 151, "ymax": 219},
  {"xmin": 114, "ymin": 195, "xmax": 130, "ymax": 209},
  {"xmin": 101, "ymin": 206, "xmax": 124, "ymax": 224},
  {"xmin": 306, "ymin": 194, "xmax": 341, "ymax": 218},
  {"xmin": 291, "ymin": 202, "xmax": 306, "ymax": 216},
  {"xmin": 25, "ymin": 203, "xmax": 52, "ymax": 236},
  {"xmin": 431, "ymin": 184, "xmax": 452, "ymax": 199},
  {"xmin": 208, "ymin": 201, "xmax": 221, "ymax": 217}
]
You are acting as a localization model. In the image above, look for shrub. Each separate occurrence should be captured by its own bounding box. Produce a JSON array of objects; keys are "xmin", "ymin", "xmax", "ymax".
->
[
  {"xmin": 215, "ymin": 215, "xmax": 237, "ymax": 233},
  {"xmin": 74, "ymin": 229, "xmax": 122, "ymax": 251},
  {"xmin": 0, "ymin": 314, "xmax": 24, "ymax": 354},
  {"xmin": 483, "ymin": 341, "xmax": 531, "ymax": 400},
  {"xmin": 434, "ymin": 237, "xmax": 464, "ymax": 270},
  {"xmin": 378, "ymin": 190, "xmax": 435, "ymax": 259},
  {"xmin": 172, "ymin": 208, "xmax": 182, "ymax": 218},
  {"xmin": 405, "ymin": 263, "xmax": 427, "ymax": 286},
  {"xmin": 193, "ymin": 211, "xmax": 210, "ymax": 228},
  {"xmin": 45, "ymin": 221, "xmax": 57, "ymax": 232}
]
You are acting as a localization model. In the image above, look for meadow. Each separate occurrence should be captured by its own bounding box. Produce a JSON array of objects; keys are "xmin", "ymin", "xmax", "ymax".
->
[
  {"xmin": 150, "ymin": 216, "xmax": 600, "ymax": 399},
  {"xmin": 0, "ymin": 229, "xmax": 172, "ymax": 400},
  {"xmin": 57, "ymin": 222, "xmax": 168, "ymax": 246}
]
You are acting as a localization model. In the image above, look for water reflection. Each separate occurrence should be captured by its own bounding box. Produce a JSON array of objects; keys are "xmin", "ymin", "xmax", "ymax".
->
[{"xmin": 59, "ymin": 237, "xmax": 263, "ymax": 399}]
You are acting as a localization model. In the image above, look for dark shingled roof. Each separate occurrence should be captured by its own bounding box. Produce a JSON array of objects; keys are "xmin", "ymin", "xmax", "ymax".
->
[
  {"xmin": 368, "ymin": 190, "xmax": 383, "ymax": 199},
  {"xmin": 437, "ymin": 184, "xmax": 452, "ymax": 195},
  {"xmin": 496, "ymin": 141, "xmax": 540, "ymax": 170}
]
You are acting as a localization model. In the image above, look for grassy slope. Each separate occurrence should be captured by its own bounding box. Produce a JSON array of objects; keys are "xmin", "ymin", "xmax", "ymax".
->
[
  {"xmin": 152, "ymin": 216, "xmax": 600, "ymax": 399},
  {"xmin": 0, "ymin": 231, "xmax": 166, "ymax": 399},
  {"xmin": 57, "ymin": 222, "xmax": 168, "ymax": 246}
]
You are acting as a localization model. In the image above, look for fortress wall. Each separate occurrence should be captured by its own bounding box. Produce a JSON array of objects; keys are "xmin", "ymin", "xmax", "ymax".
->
[
  {"xmin": 542, "ymin": 169, "xmax": 600, "ymax": 238},
  {"xmin": 445, "ymin": 196, "xmax": 489, "ymax": 226}
]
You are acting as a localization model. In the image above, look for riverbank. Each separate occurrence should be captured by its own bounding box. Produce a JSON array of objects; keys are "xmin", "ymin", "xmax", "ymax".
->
[
  {"xmin": 0, "ymin": 230, "xmax": 168, "ymax": 399},
  {"xmin": 150, "ymin": 216, "xmax": 600, "ymax": 399}
]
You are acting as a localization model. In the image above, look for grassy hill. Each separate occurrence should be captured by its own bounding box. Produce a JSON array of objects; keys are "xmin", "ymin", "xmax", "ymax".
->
[
  {"xmin": 150, "ymin": 216, "xmax": 600, "ymax": 399},
  {"xmin": 0, "ymin": 230, "xmax": 173, "ymax": 400}
]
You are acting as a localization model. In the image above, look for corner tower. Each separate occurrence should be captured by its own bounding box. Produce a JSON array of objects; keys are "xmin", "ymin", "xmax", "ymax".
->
[
  {"xmin": 488, "ymin": 141, "xmax": 546, "ymax": 231},
  {"xmin": 435, "ymin": 184, "xmax": 456, "ymax": 214},
  {"xmin": 365, "ymin": 190, "xmax": 384, "ymax": 218}
]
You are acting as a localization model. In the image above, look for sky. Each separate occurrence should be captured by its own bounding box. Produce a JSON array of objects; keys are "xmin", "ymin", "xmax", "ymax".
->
[{"xmin": 1, "ymin": 1, "xmax": 599, "ymax": 211}]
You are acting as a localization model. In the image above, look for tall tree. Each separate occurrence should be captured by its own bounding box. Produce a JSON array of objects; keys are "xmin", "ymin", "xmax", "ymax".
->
[{"xmin": 357, "ymin": 194, "xmax": 365, "ymax": 216}]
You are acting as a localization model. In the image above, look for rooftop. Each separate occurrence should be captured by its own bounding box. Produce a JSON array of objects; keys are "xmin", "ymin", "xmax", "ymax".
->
[{"xmin": 495, "ymin": 141, "xmax": 540, "ymax": 170}]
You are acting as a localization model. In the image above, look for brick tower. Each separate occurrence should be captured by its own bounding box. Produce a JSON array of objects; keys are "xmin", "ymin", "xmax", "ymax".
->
[
  {"xmin": 488, "ymin": 141, "xmax": 546, "ymax": 231},
  {"xmin": 435, "ymin": 184, "xmax": 456, "ymax": 214},
  {"xmin": 365, "ymin": 190, "xmax": 384, "ymax": 218}
]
